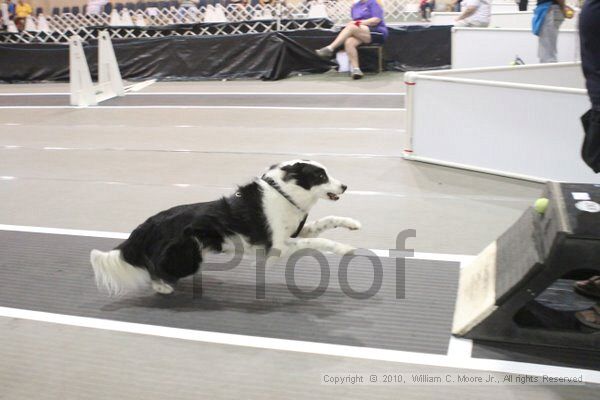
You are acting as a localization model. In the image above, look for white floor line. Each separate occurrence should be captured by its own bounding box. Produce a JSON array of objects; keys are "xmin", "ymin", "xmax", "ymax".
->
[
  {"xmin": 1, "ymin": 125, "xmax": 404, "ymax": 132},
  {"xmin": 0, "ymin": 224, "xmax": 474, "ymax": 264},
  {"xmin": 0, "ymin": 145, "xmax": 398, "ymax": 159},
  {"xmin": 124, "ymin": 79, "xmax": 157, "ymax": 93},
  {"xmin": 0, "ymin": 106, "xmax": 405, "ymax": 111},
  {"xmin": 0, "ymin": 224, "xmax": 129, "ymax": 240},
  {"xmin": 447, "ymin": 336, "xmax": 474, "ymax": 359},
  {"xmin": 0, "ymin": 92, "xmax": 405, "ymax": 97},
  {"xmin": 0, "ymin": 306, "xmax": 597, "ymax": 383}
]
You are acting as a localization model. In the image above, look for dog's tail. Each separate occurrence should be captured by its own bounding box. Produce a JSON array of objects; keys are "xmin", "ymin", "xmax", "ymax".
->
[{"xmin": 90, "ymin": 249, "xmax": 151, "ymax": 296}]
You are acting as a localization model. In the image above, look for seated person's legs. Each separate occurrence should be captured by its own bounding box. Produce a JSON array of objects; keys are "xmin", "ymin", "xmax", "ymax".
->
[
  {"xmin": 420, "ymin": 3, "xmax": 428, "ymax": 20},
  {"xmin": 316, "ymin": 22, "xmax": 370, "ymax": 57},
  {"xmin": 315, "ymin": 23, "xmax": 373, "ymax": 79}
]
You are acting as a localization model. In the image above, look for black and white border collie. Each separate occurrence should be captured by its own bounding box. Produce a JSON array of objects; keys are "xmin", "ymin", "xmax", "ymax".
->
[{"xmin": 90, "ymin": 160, "xmax": 361, "ymax": 296}]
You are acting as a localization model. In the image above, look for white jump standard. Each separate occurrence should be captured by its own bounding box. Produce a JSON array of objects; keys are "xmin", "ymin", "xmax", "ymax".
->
[{"xmin": 69, "ymin": 31, "xmax": 155, "ymax": 107}]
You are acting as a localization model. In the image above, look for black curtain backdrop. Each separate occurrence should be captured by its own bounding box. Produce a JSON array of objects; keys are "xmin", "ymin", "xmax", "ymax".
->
[
  {"xmin": 0, "ymin": 25, "xmax": 450, "ymax": 82},
  {"xmin": 286, "ymin": 25, "xmax": 451, "ymax": 72}
]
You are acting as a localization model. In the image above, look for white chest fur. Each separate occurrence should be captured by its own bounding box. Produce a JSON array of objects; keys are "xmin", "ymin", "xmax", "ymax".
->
[{"xmin": 260, "ymin": 184, "xmax": 306, "ymax": 250}]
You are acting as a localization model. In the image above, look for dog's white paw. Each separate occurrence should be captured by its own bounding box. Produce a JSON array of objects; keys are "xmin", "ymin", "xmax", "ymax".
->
[
  {"xmin": 339, "ymin": 218, "xmax": 361, "ymax": 231},
  {"xmin": 335, "ymin": 244, "xmax": 357, "ymax": 255},
  {"xmin": 152, "ymin": 281, "xmax": 174, "ymax": 295}
]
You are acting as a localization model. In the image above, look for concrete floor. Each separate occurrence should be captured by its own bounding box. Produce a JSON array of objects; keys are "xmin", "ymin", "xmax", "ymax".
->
[
  {"xmin": 0, "ymin": 75, "xmax": 541, "ymax": 255},
  {"xmin": 0, "ymin": 74, "xmax": 573, "ymax": 400},
  {"xmin": 2, "ymin": 317, "xmax": 597, "ymax": 400}
]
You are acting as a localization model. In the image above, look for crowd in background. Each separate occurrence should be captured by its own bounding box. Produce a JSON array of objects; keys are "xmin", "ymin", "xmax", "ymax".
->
[{"xmin": 1, "ymin": 0, "xmax": 33, "ymax": 30}]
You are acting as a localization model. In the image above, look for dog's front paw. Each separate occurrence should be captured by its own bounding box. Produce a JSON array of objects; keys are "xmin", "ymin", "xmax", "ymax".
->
[
  {"xmin": 334, "ymin": 244, "xmax": 358, "ymax": 255},
  {"xmin": 339, "ymin": 218, "xmax": 361, "ymax": 231}
]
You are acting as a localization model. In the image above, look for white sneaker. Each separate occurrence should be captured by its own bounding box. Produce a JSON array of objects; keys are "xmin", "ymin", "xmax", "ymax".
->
[{"xmin": 351, "ymin": 67, "xmax": 364, "ymax": 80}]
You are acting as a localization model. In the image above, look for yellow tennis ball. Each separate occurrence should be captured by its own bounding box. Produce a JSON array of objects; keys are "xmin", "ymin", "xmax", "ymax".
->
[
  {"xmin": 565, "ymin": 8, "xmax": 574, "ymax": 18},
  {"xmin": 534, "ymin": 198, "xmax": 549, "ymax": 214}
]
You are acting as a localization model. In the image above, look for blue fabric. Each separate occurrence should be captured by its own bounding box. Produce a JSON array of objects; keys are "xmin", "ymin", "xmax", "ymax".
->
[{"xmin": 532, "ymin": 2, "xmax": 551, "ymax": 36}]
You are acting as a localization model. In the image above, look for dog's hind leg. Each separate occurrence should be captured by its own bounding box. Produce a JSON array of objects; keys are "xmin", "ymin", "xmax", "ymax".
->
[
  {"xmin": 297, "ymin": 216, "xmax": 361, "ymax": 238},
  {"xmin": 152, "ymin": 235, "xmax": 203, "ymax": 294},
  {"xmin": 152, "ymin": 280, "xmax": 174, "ymax": 294}
]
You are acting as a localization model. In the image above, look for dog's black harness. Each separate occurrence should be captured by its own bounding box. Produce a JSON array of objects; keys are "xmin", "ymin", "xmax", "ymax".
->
[
  {"xmin": 261, "ymin": 176, "xmax": 307, "ymax": 215},
  {"xmin": 260, "ymin": 176, "xmax": 308, "ymax": 238}
]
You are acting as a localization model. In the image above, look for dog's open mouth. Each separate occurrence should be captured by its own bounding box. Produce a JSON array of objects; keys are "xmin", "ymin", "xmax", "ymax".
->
[{"xmin": 327, "ymin": 192, "xmax": 340, "ymax": 201}]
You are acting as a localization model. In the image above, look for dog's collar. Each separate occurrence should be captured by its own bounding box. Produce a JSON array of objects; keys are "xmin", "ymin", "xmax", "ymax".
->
[{"xmin": 261, "ymin": 176, "xmax": 307, "ymax": 214}]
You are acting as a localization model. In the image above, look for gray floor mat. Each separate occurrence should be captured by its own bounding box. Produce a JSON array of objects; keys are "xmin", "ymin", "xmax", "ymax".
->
[{"xmin": 0, "ymin": 230, "xmax": 458, "ymax": 354}]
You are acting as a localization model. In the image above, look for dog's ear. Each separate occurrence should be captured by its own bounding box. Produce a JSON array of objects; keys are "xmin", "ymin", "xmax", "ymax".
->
[{"xmin": 280, "ymin": 162, "xmax": 303, "ymax": 182}]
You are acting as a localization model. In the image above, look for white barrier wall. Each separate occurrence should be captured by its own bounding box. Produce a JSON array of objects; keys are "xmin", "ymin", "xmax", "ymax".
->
[
  {"xmin": 452, "ymin": 27, "xmax": 579, "ymax": 68},
  {"xmin": 490, "ymin": 2, "xmax": 520, "ymax": 12},
  {"xmin": 404, "ymin": 63, "xmax": 595, "ymax": 183},
  {"xmin": 429, "ymin": 64, "xmax": 585, "ymax": 87},
  {"xmin": 431, "ymin": 11, "xmax": 578, "ymax": 29}
]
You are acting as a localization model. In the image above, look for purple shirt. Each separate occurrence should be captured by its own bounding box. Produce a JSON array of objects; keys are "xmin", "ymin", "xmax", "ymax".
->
[{"xmin": 351, "ymin": 0, "xmax": 388, "ymax": 38}]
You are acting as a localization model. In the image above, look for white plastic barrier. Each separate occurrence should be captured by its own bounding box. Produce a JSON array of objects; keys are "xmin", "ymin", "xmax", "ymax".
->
[
  {"xmin": 452, "ymin": 27, "xmax": 579, "ymax": 68},
  {"xmin": 490, "ymin": 2, "xmax": 520, "ymax": 12},
  {"xmin": 403, "ymin": 62, "xmax": 596, "ymax": 183},
  {"xmin": 431, "ymin": 10, "xmax": 579, "ymax": 29}
]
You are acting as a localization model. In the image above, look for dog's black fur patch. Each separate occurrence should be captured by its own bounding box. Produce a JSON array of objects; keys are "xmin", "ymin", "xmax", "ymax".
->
[
  {"xmin": 281, "ymin": 162, "xmax": 329, "ymax": 190},
  {"xmin": 117, "ymin": 181, "xmax": 271, "ymax": 283}
]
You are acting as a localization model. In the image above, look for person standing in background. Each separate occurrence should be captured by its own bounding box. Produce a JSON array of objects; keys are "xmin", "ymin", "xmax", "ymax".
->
[
  {"xmin": 579, "ymin": 0, "xmax": 600, "ymax": 173},
  {"xmin": 533, "ymin": 0, "xmax": 574, "ymax": 63},
  {"xmin": 8, "ymin": 0, "xmax": 16, "ymax": 20},
  {"xmin": 419, "ymin": 0, "xmax": 435, "ymax": 21},
  {"xmin": 518, "ymin": 0, "xmax": 528, "ymax": 11},
  {"xmin": 87, "ymin": 0, "xmax": 109, "ymax": 15}
]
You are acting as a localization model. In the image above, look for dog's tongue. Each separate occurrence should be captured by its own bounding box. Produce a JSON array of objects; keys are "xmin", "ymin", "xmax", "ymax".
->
[{"xmin": 327, "ymin": 193, "xmax": 340, "ymax": 201}]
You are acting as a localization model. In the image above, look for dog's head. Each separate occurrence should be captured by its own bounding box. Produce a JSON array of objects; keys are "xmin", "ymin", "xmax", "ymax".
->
[{"xmin": 263, "ymin": 160, "xmax": 347, "ymax": 205}]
